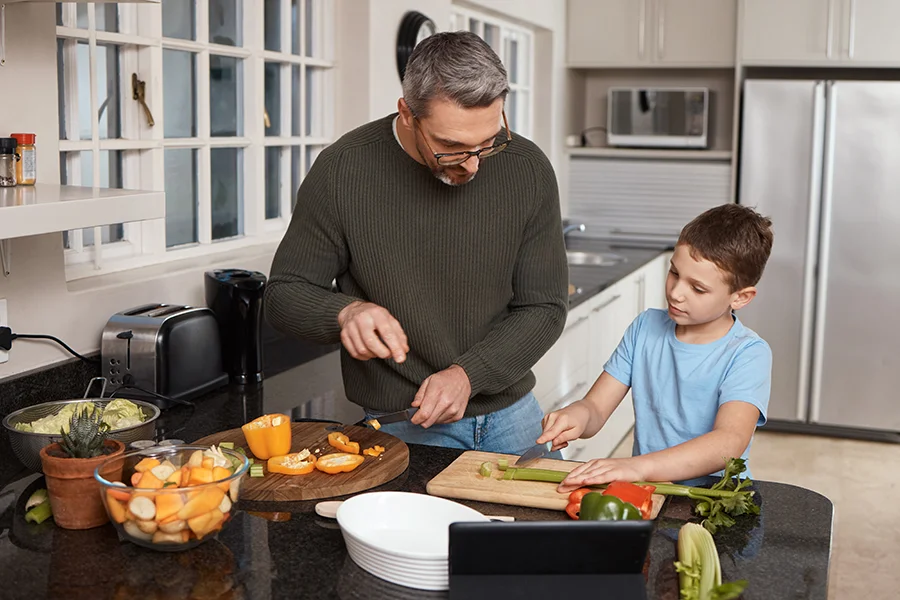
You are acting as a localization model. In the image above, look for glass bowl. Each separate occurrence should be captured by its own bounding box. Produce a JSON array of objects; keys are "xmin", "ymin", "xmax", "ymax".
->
[{"xmin": 94, "ymin": 444, "xmax": 249, "ymax": 552}]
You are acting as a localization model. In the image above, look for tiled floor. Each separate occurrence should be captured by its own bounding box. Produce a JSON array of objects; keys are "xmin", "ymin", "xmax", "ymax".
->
[{"xmin": 611, "ymin": 429, "xmax": 900, "ymax": 600}]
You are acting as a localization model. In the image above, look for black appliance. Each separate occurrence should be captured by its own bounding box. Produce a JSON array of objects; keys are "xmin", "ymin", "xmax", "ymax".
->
[{"xmin": 204, "ymin": 268, "xmax": 267, "ymax": 384}]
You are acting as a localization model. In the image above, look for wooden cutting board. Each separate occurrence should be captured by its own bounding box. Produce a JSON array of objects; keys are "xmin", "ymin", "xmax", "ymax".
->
[
  {"xmin": 194, "ymin": 422, "xmax": 409, "ymax": 501},
  {"xmin": 426, "ymin": 451, "xmax": 665, "ymax": 518}
]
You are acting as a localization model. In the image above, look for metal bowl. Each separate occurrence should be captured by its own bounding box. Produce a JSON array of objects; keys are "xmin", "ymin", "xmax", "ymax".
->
[{"xmin": 2, "ymin": 398, "xmax": 161, "ymax": 473}]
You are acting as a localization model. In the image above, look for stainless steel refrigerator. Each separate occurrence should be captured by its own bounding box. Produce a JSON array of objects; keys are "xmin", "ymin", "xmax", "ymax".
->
[{"xmin": 738, "ymin": 79, "xmax": 900, "ymax": 440}]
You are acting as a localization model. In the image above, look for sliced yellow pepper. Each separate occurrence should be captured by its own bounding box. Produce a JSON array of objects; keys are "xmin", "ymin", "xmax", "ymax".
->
[
  {"xmin": 267, "ymin": 450, "xmax": 317, "ymax": 475},
  {"xmin": 327, "ymin": 431, "xmax": 360, "ymax": 454},
  {"xmin": 362, "ymin": 445, "xmax": 385, "ymax": 457},
  {"xmin": 316, "ymin": 453, "xmax": 365, "ymax": 474},
  {"xmin": 241, "ymin": 414, "xmax": 292, "ymax": 460}
]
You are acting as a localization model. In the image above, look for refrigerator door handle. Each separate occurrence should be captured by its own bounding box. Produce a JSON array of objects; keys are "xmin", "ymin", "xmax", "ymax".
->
[
  {"xmin": 809, "ymin": 81, "xmax": 839, "ymax": 423},
  {"xmin": 796, "ymin": 81, "xmax": 828, "ymax": 422}
]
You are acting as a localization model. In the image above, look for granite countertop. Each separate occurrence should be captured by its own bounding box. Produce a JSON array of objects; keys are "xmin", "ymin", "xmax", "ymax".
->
[
  {"xmin": 564, "ymin": 238, "xmax": 672, "ymax": 309},
  {"xmin": 0, "ymin": 361, "xmax": 833, "ymax": 599}
]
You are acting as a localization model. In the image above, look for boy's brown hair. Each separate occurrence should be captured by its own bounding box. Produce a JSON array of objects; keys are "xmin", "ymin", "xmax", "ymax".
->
[{"xmin": 677, "ymin": 204, "xmax": 774, "ymax": 292}]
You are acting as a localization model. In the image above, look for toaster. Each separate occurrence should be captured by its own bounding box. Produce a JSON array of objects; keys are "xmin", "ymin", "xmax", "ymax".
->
[{"xmin": 101, "ymin": 303, "xmax": 229, "ymax": 405}]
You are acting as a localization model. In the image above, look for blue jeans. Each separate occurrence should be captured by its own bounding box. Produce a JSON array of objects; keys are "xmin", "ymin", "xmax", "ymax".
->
[{"xmin": 364, "ymin": 392, "xmax": 562, "ymax": 457}]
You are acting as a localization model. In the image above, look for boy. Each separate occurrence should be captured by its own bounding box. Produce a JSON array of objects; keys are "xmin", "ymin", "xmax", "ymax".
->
[{"xmin": 538, "ymin": 204, "xmax": 774, "ymax": 491}]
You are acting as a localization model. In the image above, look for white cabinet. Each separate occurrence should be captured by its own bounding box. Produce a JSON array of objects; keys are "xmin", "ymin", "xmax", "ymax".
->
[
  {"xmin": 568, "ymin": 0, "xmax": 736, "ymax": 67},
  {"xmin": 740, "ymin": 0, "xmax": 900, "ymax": 66}
]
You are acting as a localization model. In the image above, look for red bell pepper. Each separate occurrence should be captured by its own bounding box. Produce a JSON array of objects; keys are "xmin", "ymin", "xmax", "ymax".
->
[
  {"xmin": 601, "ymin": 481, "xmax": 656, "ymax": 519},
  {"xmin": 565, "ymin": 488, "xmax": 593, "ymax": 520}
]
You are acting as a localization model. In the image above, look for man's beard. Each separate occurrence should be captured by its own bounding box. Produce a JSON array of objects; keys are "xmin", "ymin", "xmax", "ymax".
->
[{"xmin": 416, "ymin": 140, "xmax": 477, "ymax": 186}]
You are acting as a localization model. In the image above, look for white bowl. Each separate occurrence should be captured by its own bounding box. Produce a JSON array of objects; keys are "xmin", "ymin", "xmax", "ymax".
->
[{"xmin": 337, "ymin": 491, "xmax": 488, "ymax": 561}]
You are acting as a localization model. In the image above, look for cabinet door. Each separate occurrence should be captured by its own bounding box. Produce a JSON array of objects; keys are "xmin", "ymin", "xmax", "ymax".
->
[
  {"xmin": 641, "ymin": 254, "xmax": 671, "ymax": 311},
  {"xmin": 843, "ymin": 0, "xmax": 900, "ymax": 65},
  {"xmin": 532, "ymin": 303, "xmax": 591, "ymax": 410},
  {"xmin": 656, "ymin": 0, "xmax": 736, "ymax": 66},
  {"xmin": 567, "ymin": 0, "xmax": 650, "ymax": 67},
  {"xmin": 740, "ymin": 0, "xmax": 836, "ymax": 64}
]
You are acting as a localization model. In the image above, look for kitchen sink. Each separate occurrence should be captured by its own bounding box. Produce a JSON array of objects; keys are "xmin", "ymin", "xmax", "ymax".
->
[{"xmin": 566, "ymin": 250, "xmax": 627, "ymax": 267}]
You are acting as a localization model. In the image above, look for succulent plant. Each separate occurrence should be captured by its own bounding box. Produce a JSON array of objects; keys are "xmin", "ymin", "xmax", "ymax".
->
[{"xmin": 59, "ymin": 405, "xmax": 110, "ymax": 459}]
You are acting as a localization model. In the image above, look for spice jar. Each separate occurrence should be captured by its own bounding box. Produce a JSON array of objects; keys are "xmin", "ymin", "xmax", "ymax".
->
[
  {"xmin": 10, "ymin": 133, "xmax": 36, "ymax": 185},
  {"xmin": 0, "ymin": 138, "xmax": 17, "ymax": 188}
]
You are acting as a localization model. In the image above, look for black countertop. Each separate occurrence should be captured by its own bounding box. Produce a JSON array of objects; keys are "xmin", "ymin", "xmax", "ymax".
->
[{"xmin": 0, "ymin": 361, "xmax": 833, "ymax": 599}]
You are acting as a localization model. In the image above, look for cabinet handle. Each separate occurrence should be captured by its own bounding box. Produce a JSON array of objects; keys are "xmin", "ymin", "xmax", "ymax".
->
[
  {"xmin": 826, "ymin": 0, "xmax": 835, "ymax": 59},
  {"xmin": 657, "ymin": 0, "xmax": 665, "ymax": 60},
  {"xmin": 591, "ymin": 294, "xmax": 622, "ymax": 313},
  {"xmin": 549, "ymin": 381, "xmax": 589, "ymax": 412},
  {"xmin": 564, "ymin": 315, "xmax": 590, "ymax": 332},
  {"xmin": 638, "ymin": 0, "xmax": 647, "ymax": 60},
  {"xmin": 848, "ymin": 0, "xmax": 857, "ymax": 58}
]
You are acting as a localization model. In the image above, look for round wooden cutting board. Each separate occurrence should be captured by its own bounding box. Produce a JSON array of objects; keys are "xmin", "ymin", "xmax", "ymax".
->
[{"xmin": 194, "ymin": 422, "xmax": 409, "ymax": 502}]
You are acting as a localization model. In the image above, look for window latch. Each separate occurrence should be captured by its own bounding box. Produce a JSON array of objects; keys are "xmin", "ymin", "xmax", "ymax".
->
[
  {"xmin": 264, "ymin": 109, "xmax": 271, "ymax": 129},
  {"xmin": 132, "ymin": 73, "xmax": 155, "ymax": 127}
]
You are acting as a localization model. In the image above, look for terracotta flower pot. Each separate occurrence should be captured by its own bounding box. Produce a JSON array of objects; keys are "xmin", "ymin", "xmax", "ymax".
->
[{"xmin": 39, "ymin": 439, "xmax": 126, "ymax": 530}]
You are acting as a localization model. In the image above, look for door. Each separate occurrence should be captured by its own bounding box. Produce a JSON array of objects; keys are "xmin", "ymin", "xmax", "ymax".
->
[
  {"xmin": 737, "ymin": 80, "xmax": 826, "ymax": 423},
  {"xmin": 740, "ymin": 0, "xmax": 836, "ymax": 64},
  {"xmin": 656, "ymin": 0, "xmax": 736, "ymax": 66},
  {"xmin": 840, "ymin": 0, "xmax": 900, "ymax": 64},
  {"xmin": 812, "ymin": 82, "xmax": 900, "ymax": 431},
  {"xmin": 567, "ymin": 0, "xmax": 649, "ymax": 66}
]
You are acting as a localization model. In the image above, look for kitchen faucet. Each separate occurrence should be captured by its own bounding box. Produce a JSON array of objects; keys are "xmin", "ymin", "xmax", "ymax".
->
[{"xmin": 562, "ymin": 223, "xmax": 585, "ymax": 237}]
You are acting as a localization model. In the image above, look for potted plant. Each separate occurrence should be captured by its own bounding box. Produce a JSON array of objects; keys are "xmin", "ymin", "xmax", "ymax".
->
[{"xmin": 39, "ymin": 407, "xmax": 125, "ymax": 530}]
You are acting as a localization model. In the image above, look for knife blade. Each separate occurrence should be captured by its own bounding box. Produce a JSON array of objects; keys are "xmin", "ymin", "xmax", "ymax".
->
[
  {"xmin": 514, "ymin": 441, "xmax": 552, "ymax": 467},
  {"xmin": 364, "ymin": 407, "xmax": 417, "ymax": 429}
]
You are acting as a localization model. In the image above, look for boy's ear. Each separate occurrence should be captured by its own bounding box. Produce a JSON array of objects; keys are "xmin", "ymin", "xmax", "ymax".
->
[{"xmin": 731, "ymin": 286, "xmax": 757, "ymax": 311}]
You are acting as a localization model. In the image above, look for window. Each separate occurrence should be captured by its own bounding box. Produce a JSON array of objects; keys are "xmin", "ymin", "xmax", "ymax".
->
[
  {"xmin": 55, "ymin": 0, "xmax": 334, "ymax": 280},
  {"xmin": 450, "ymin": 8, "xmax": 534, "ymax": 138}
]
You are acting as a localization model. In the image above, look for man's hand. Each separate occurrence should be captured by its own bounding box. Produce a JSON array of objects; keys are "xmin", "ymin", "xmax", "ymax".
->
[
  {"xmin": 557, "ymin": 457, "xmax": 646, "ymax": 493},
  {"xmin": 337, "ymin": 301, "xmax": 409, "ymax": 363},
  {"xmin": 536, "ymin": 402, "xmax": 591, "ymax": 451},
  {"xmin": 410, "ymin": 365, "xmax": 471, "ymax": 428}
]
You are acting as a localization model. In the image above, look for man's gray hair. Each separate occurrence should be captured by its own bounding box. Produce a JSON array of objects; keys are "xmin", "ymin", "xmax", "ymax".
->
[{"xmin": 402, "ymin": 31, "xmax": 509, "ymax": 118}]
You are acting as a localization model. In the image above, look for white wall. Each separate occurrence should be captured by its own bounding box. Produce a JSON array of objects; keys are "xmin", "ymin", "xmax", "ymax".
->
[{"xmin": 0, "ymin": 0, "xmax": 571, "ymax": 382}]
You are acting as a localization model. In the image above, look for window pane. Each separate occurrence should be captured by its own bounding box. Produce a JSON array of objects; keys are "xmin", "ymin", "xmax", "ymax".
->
[
  {"xmin": 210, "ymin": 0, "xmax": 241, "ymax": 46},
  {"xmin": 264, "ymin": 62, "xmax": 281, "ymax": 136},
  {"xmin": 306, "ymin": 66, "xmax": 326, "ymax": 137},
  {"xmin": 507, "ymin": 90, "xmax": 518, "ymax": 133},
  {"xmin": 484, "ymin": 24, "xmax": 500, "ymax": 52},
  {"xmin": 56, "ymin": 39, "xmax": 66, "ymax": 140},
  {"xmin": 162, "ymin": 0, "xmax": 195, "ymax": 40},
  {"xmin": 516, "ymin": 91, "xmax": 530, "ymax": 137},
  {"xmin": 210, "ymin": 55, "xmax": 242, "ymax": 137},
  {"xmin": 163, "ymin": 49, "xmax": 197, "ymax": 138},
  {"xmin": 292, "ymin": 65, "xmax": 302, "ymax": 136},
  {"xmin": 291, "ymin": 146, "xmax": 301, "ymax": 212},
  {"xmin": 96, "ymin": 5, "xmax": 119, "ymax": 33},
  {"xmin": 507, "ymin": 37, "xmax": 519, "ymax": 84},
  {"xmin": 469, "ymin": 19, "xmax": 481, "ymax": 36},
  {"xmin": 97, "ymin": 44, "xmax": 121, "ymax": 139},
  {"xmin": 60, "ymin": 151, "xmax": 124, "ymax": 246},
  {"xmin": 76, "ymin": 4, "xmax": 89, "ymax": 29},
  {"xmin": 211, "ymin": 148, "xmax": 243, "ymax": 240},
  {"xmin": 264, "ymin": 0, "xmax": 281, "ymax": 51},
  {"xmin": 291, "ymin": 0, "xmax": 301, "ymax": 55},
  {"xmin": 305, "ymin": 145, "xmax": 323, "ymax": 176},
  {"xmin": 265, "ymin": 147, "xmax": 281, "ymax": 219},
  {"xmin": 56, "ymin": 4, "xmax": 62, "ymax": 27},
  {"xmin": 76, "ymin": 42, "xmax": 91, "ymax": 140},
  {"xmin": 305, "ymin": 0, "xmax": 322, "ymax": 57},
  {"xmin": 164, "ymin": 148, "xmax": 198, "ymax": 247}
]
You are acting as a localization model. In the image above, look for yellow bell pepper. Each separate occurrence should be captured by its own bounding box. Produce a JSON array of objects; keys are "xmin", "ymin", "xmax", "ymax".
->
[
  {"xmin": 327, "ymin": 431, "xmax": 360, "ymax": 454},
  {"xmin": 241, "ymin": 414, "xmax": 292, "ymax": 460},
  {"xmin": 267, "ymin": 450, "xmax": 317, "ymax": 475},
  {"xmin": 363, "ymin": 445, "xmax": 385, "ymax": 457},
  {"xmin": 316, "ymin": 453, "xmax": 365, "ymax": 474}
]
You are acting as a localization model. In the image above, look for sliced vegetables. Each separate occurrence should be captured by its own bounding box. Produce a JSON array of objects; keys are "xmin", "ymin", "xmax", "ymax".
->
[
  {"xmin": 602, "ymin": 481, "xmax": 656, "ymax": 520},
  {"xmin": 249, "ymin": 464, "xmax": 265, "ymax": 477},
  {"xmin": 362, "ymin": 445, "xmax": 385, "ymax": 458},
  {"xmin": 675, "ymin": 522, "xmax": 748, "ymax": 600},
  {"xmin": 241, "ymin": 414, "xmax": 292, "ymax": 460},
  {"xmin": 327, "ymin": 432, "xmax": 360, "ymax": 454},
  {"xmin": 24, "ymin": 489, "xmax": 52, "ymax": 525},
  {"xmin": 268, "ymin": 449, "xmax": 316, "ymax": 475},
  {"xmin": 316, "ymin": 453, "xmax": 365, "ymax": 474}
]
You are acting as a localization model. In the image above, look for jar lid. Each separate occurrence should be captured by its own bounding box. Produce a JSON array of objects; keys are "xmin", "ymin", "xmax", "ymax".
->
[
  {"xmin": 10, "ymin": 133, "xmax": 36, "ymax": 145},
  {"xmin": 0, "ymin": 138, "xmax": 16, "ymax": 154}
]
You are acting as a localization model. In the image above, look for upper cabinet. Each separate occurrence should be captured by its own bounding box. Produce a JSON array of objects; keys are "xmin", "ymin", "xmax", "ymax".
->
[
  {"xmin": 741, "ymin": 0, "xmax": 900, "ymax": 66},
  {"xmin": 567, "ymin": 0, "xmax": 736, "ymax": 68}
]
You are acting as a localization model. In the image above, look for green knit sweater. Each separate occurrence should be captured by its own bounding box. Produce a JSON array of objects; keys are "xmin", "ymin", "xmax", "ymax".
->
[{"xmin": 265, "ymin": 114, "xmax": 568, "ymax": 416}]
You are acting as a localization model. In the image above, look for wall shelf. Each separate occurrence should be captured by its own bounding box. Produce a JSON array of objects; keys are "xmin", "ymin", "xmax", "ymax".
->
[
  {"xmin": 0, "ymin": 184, "xmax": 165, "ymax": 276},
  {"xmin": 566, "ymin": 147, "xmax": 733, "ymax": 161}
]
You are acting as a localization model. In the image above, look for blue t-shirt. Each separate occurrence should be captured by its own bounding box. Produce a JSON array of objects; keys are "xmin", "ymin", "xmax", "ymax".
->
[{"xmin": 603, "ymin": 308, "xmax": 771, "ymax": 480}]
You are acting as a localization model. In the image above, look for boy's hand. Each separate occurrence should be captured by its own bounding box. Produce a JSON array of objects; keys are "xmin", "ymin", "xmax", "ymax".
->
[
  {"xmin": 557, "ymin": 457, "xmax": 646, "ymax": 493},
  {"xmin": 537, "ymin": 402, "xmax": 591, "ymax": 451}
]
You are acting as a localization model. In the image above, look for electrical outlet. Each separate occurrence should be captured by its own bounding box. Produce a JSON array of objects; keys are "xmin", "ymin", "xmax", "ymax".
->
[{"xmin": 0, "ymin": 299, "xmax": 7, "ymax": 364}]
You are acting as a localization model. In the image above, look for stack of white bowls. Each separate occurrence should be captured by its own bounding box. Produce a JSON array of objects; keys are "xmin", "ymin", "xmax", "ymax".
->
[{"xmin": 336, "ymin": 491, "xmax": 489, "ymax": 591}]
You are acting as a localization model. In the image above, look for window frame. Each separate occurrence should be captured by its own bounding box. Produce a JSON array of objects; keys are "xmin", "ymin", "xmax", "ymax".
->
[{"xmin": 56, "ymin": 0, "xmax": 335, "ymax": 281}]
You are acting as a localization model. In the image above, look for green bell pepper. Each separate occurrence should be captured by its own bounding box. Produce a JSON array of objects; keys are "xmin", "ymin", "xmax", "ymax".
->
[{"xmin": 579, "ymin": 492, "xmax": 643, "ymax": 521}]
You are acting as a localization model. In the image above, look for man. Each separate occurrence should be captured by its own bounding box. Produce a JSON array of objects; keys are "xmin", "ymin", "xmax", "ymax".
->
[{"xmin": 264, "ymin": 31, "xmax": 568, "ymax": 455}]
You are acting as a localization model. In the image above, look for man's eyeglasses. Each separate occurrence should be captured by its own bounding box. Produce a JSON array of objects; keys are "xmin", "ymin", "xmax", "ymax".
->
[{"xmin": 414, "ymin": 111, "xmax": 512, "ymax": 166}]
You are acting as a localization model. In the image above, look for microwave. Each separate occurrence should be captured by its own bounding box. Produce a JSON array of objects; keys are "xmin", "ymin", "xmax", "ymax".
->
[{"xmin": 607, "ymin": 87, "xmax": 711, "ymax": 149}]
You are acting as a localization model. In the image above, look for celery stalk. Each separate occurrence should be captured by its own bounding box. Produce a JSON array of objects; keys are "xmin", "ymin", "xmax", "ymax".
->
[
  {"xmin": 479, "ymin": 462, "xmax": 492, "ymax": 478},
  {"xmin": 24, "ymin": 500, "xmax": 53, "ymax": 525},
  {"xmin": 674, "ymin": 523, "xmax": 746, "ymax": 600}
]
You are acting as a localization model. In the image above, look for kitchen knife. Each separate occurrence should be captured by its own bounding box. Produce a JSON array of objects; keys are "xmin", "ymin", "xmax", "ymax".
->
[
  {"xmin": 364, "ymin": 407, "xmax": 417, "ymax": 429},
  {"xmin": 514, "ymin": 441, "xmax": 552, "ymax": 467}
]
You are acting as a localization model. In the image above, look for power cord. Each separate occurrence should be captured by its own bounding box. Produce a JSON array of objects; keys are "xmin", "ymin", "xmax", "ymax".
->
[{"xmin": 0, "ymin": 327, "xmax": 100, "ymax": 365}]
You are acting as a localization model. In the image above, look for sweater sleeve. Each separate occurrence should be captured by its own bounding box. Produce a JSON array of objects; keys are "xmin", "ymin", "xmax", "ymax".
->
[
  {"xmin": 264, "ymin": 148, "xmax": 359, "ymax": 344},
  {"xmin": 453, "ymin": 154, "xmax": 568, "ymax": 396}
]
